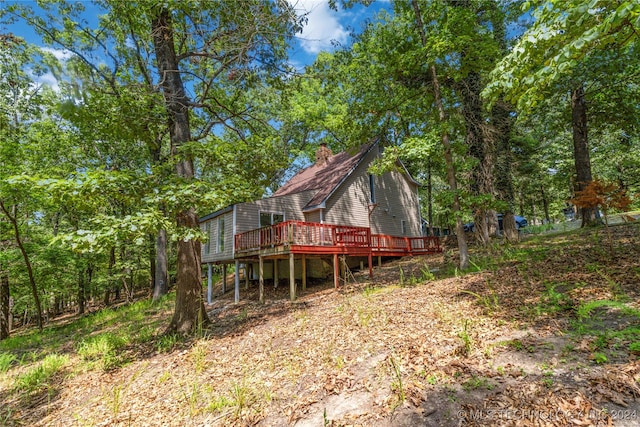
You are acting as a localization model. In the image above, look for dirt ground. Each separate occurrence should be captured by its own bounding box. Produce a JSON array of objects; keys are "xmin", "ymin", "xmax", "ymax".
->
[{"xmin": 3, "ymin": 223, "xmax": 640, "ymax": 426}]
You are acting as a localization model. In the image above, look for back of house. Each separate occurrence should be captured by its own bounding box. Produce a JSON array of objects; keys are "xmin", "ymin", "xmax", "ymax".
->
[{"xmin": 200, "ymin": 141, "xmax": 423, "ymax": 266}]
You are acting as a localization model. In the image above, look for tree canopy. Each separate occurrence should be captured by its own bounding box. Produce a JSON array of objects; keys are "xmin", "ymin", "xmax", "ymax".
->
[{"xmin": 0, "ymin": 0, "xmax": 638, "ymax": 336}]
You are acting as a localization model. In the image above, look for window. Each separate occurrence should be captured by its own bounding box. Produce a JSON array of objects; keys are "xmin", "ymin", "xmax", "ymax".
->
[
  {"xmin": 260, "ymin": 211, "xmax": 284, "ymax": 227},
  {"xmin": 217, "ymin": 217, "xmax": 225, "ymax": 253},
  {"xmin": 204, "ymin": 222, "xmax": 211, "ymax": 255},
  {"xmin": 369, "ymin": 174, "xmax": 376, "ymax": 203},
  {"xmin": 401, "ymin": 220, "xmax": 407, "ymax": 236}
]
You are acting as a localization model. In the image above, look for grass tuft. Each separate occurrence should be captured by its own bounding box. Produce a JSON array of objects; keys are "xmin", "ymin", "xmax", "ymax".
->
[
  {"xmin": 0, "ymin": 352, "xmax": 17, "ymax": 373},
  {"xmin": 15, "ymin": 353, "xmax": 69, "ymax": 395},
  {"xmin": 77, "ymin": 332, "xmax": 129, "ymax": 371}
]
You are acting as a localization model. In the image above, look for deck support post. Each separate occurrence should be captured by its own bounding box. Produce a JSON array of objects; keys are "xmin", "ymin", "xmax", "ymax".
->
[
  {"xmin": 245, "ymin": 264, "xmax": 250, "ymax": 290},
  {"xmin": 259, "ymin": 256, "xmax": 264, "ymax": 303},
  {"xmin": 368, "ymin": 252, "xmax": 373, "ymax": 279},
  {"xmin": 207, "ymin": 263, "xmax": 213, "ymax": 304},
  {"xmin": 234, "ymin": 260, "xmax": 240, "ymax": 304},
  {"xmin": 333, "ymin": 253, "xmax": 339, "ymax": 288},
  {"xmin": 302, "ymin": 255, "xmax": 307, "ymax": 291},
  {"xmin": 222, "ymin": 264, "xmax": 227, "ymax": 294},
  {"xmin": 378, "ymin": 256, "xmax": 382, "ymax": 267},
  {"xmin": 289, "ymin": 253, "xmax": 296, "ymax": 301},
  {"xmin": 274, "ymin": 259, "xmax": 279, "ymax": 289}
]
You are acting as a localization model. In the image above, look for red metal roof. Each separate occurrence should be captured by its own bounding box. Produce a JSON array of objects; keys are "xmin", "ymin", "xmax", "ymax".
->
[{"xmin": 273, "ymin": 143, "xmax": 376, "ymax": 211}]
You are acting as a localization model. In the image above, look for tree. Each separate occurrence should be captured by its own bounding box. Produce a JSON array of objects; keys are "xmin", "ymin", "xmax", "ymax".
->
[
  {"xmin": 399, "ymin": 0, "xmax": 480, "ymax": 267},
  {"xmin": 0, "ymin": 271, "xmax": 8, "ymax": 339},
  {"xmin": 150, "ymin": 6, "xmax": 205, "ymax": 332},
  {"xmin": 484, "ymin": 0, "xmax": 640, "ymax": 227},
  {"xmin": 3, "ymin": 0, "xmax": 304, "ymax": 333},
  {"xmin": 285, "ymin": 1, "xmax": 473, "ymax": 266},
  {"xmin": 0, "ymin": 35, "xmax": 49, "ymax": 330}
]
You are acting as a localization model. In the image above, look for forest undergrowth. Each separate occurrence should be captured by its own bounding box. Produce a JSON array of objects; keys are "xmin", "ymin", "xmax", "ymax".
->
[{"xmin": 1, "ymin": 223, "xmax": 640, "ymax": 426}]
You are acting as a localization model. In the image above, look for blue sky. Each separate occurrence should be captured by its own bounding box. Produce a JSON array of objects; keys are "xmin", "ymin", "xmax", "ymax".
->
[
  {"xmin": 4, "ymin": 0, "xmax": 391, "ymax": 81},
  {"xmin": 290, "ymin": 0, "xmax": 390, "ymax": 68}
]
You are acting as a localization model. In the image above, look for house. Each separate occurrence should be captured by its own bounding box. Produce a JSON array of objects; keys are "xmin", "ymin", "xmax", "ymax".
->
[{"xmin": 199, "ymin": 141, "xmax": 441, "ymax": 303}]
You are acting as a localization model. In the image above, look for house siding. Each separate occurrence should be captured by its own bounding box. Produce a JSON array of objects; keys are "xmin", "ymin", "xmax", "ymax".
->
[
  {"xmin": 234, "ymin": 190, "xmax": 316, "ymax": 234},
  {"xmin": 200, "ymin": 142, "xmax": 422, "ymax": 265},
  {"xmin": 304, "ymin": 210, "xmax": 322, "ymax": 223},
  {"xmin": 323, "ymin": 146, "xmax": 421, "ymax": 236},
  {"xmin": 369, "ymin": 168, "xmax": 421, "ymax": 236},
  {"xmin": 323, "ymin": 166, "xmax": 371, "ymax": 228},
  {"xmin": 201, "ymin": 210, "xmax": 234, "ymax": 264}
]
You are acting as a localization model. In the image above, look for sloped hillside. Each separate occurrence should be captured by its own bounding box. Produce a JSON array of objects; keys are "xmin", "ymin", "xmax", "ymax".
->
[{"xmin": 1, "ymin": 224, "xmax": 640, "ymax": 426}]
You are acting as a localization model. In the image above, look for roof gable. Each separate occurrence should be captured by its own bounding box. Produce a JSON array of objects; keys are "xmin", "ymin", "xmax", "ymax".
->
[{"xmin": 273, "ymin": 143, "xmax": 376, "ymax": 210}]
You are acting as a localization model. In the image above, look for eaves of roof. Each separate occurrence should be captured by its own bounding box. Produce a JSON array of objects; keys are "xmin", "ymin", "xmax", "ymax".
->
[{"xmin": 199, "ymin": 205, "xmax": 233, "ymax": 223}]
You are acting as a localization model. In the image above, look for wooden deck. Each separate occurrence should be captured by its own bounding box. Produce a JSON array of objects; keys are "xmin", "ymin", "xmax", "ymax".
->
[
  {"xmin": 234, "ymin": 220, "xmax": 441, "ymax": 258},
  {"xmin": 211, "ymin": 221, "xmax": 441, "ymax": 304}
]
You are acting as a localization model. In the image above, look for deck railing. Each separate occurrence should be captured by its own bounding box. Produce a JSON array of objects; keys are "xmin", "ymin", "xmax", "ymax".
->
[
  {"xmin": 234, "ymin": 221, "xmax": 371, "ymax": 252},
  {"xmin": 371, "ymin": 234, "xmax": 441, "ymax": 253},
  {"xmin": 234, "ymin": 220, "xmax": 441, "ymax": 255}
]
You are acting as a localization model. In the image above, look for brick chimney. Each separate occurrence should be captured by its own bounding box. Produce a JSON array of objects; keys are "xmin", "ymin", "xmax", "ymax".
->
[{"xmin": 315, "ymin": 142, "xmax": 333, "ymax": 166}]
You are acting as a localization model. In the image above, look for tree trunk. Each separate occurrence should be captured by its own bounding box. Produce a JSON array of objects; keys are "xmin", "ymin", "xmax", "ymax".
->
[
  {"xmin": 461, "ymin": 69, "xmax": 493, "ymax": 246},
  {"xmin": 489, "ymin": 8, "xmax": 520, "ymax": 243},
  {"xmin": 411, "ymin": 0, "xmax": 468, "ymax": 269},
  {"xmin": 431, "ymin": 67, "xmax": 469, "ymax": 269},
  {"xmin": 77, "ymin": 266, "xmax": 86, "ymax": 315},
  {"xmin": 493, "ymin": 100, "xmax": 518, "ymax": 242},
  {"xmin": 427, "ymin": 159, "xmax": 434, "ymax": 235},
  {"xmin": 0, "ymin": 201, "xmax": 42, "ymax": 330},
  {"xmin": 571, "ymin": 85, "xmax": 598, "ymax": 227},
  {"xmin": 1, "ymin": 273, "xmax": 9, "ymax": 340},
  {"xmin": 486, "ymin": 209, "xmax": 499, "ymax": 237},
  {"xmin": 104, "ymin": 246, "xmax": 116, "ymax": 306},
  {"xmin": 153, "ymin": 228, "xmax": 168, "ymax": 301},
  {"xmin": 541, "ymin": 185, "xmax": 550, "ymax": 223},
  {"xmin": 502, "ymin": 212, "xmax": 518, "ymax": 243},
  {"xmin": 152, "ymin": 7, "xmax": 209, "ymax": 334},
  {"xmin": 87, "ymin": 264, "xmax": 94, "ymax": 303},
  {"xmin": 149, "ymin": 233, "xmax": 156, "ymax": 292},
  {"xmin": 54, "ymin": 294, "xmax": 62, "ymax": 316},
  {"xmin": 120, "ymin": 246, "xmax": 132, "ymax": 302}
]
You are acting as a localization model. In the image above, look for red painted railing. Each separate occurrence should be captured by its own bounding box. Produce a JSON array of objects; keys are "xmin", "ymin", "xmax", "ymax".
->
[
  {"xmin": 371, "ymin": 234, "xmax": 441, "ymax": 253},
  {"xmin": 234, "ymin": 220, "xmax": 441, "ymax": 255},
  {"xmin": 234, "ymin": 221, "xmax": 371, "ymax": 252}
]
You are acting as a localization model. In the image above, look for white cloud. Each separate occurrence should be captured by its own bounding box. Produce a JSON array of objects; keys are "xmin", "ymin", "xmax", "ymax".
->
[
  {"xmin": 31, "ymin": 48, "xmax": 73, "ymax": 92},
  {"xmin": 28, "ymin": 70, "xmax": 61, "ymax": 93},
  {"xmin": 293, "ymin": 0, "xmax": 349, "ymax": 54},
  {"xmin": 36, "ymin": 72, "xmax": 59, "ymax": 88},
  {"xmin": 40, "ymin": 47, "xmax": 74, "ymax": 61}
]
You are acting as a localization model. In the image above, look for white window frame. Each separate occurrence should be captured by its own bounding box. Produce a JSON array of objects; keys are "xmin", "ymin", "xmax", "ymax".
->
[{"xmin": 216, "ymin": 217, "xmax": 225, "ymax": 253}]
